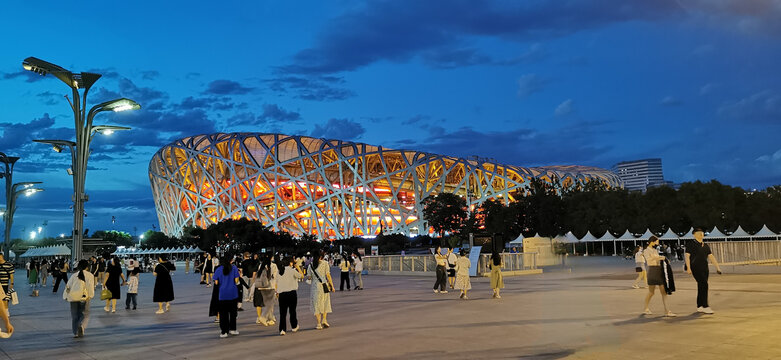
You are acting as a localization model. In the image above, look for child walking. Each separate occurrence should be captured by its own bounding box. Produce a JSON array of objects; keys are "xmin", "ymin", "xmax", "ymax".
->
[{"xmin": 126, "ymin": 268, "xmax": 139, "ymax": 310}]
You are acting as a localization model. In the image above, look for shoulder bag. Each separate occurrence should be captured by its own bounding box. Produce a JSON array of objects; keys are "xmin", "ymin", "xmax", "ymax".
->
[{"xmin": 311, "ymin": 264, "xmax": 330, "ymax": 293}]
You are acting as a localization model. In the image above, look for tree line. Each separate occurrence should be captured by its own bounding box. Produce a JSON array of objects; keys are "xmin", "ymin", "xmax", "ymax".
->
[{"xmin": 423, "ymin": 179, "xmax": 781, "ymax": 245}]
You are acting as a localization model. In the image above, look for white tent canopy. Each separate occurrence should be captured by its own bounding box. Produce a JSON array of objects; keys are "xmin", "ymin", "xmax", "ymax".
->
[
  {"xmin": 509, "ymin": 233, "xmax": 524, "ymax": 245},
  {"xmin": 754, "ymin": 225, "xmax": 778, "ymax": 237},
  {"xmin": 638, "ymin": 229, "xmax": 657, "ymax": 240},
  {"xmin": 659, "ymin": 228, "xmax": 679, "ymax": 239},
  {"xmin": 707, "ymin": 227, "xmax": 727, "ymax": 238},
  {"xmin": 728, "ymin": 226, "xmax": 751, "ymax": 238},
  {"xmin": 579, "ymin": 231, "xmax": 598, "ymax": 242},
  {"xmin": 615, "ymin": 230, "xmax": 638, "ymax": 241}
]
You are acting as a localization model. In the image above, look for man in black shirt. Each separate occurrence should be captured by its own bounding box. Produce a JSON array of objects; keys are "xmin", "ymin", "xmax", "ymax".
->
[
  {"xmin": 685, "ymin": 228, "xmax": 723, "ymax": 314},
  {"xmin": 239, "ymin": 252, "xmax": 257, "ymax": 304}
]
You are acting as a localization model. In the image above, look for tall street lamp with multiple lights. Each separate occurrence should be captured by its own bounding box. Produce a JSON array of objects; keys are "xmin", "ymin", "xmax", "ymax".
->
[
  {"xmin": 23, "ymin": 57, "xmax": 140, "ymax": 261},
  {"xmin": 0, "ymin": 153, "xmax": 44, "ymax": 258}
]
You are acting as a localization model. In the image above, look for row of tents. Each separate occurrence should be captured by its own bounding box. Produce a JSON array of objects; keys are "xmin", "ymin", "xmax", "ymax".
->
[
  {"xmin": 19, "ymin": 244, "xmax": 72, "ymax": 258},
  {"xmin": 511, "ymin": 225, "xmax": 781, "ymax": 245},
  {"xmin": 112, "ymin": 246, "xmax": 204, "ymax": 257}
]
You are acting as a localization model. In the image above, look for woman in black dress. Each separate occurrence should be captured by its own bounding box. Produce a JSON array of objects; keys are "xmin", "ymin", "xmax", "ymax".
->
[
  {"xmin": 153, "ymin": 255, "xmax": 176, "ymax": 314},
  {"xmin": 203, "ymin": 253, "xmax": 214, "ymax": 287},
  {"xmin": 103, "ymin": 257, "xmax": 126, "ymax": 313}
]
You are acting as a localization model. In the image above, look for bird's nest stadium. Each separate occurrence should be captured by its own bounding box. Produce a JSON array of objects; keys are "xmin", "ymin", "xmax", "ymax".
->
[{"xmin": 149, "ymin": 133, "xmax": 622, "ymax": 239}]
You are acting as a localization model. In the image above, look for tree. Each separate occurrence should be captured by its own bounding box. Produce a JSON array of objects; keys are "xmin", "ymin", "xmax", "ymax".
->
[{"xmin": 422, "ymin": 193, "xmax": 468, "ymax": 237}]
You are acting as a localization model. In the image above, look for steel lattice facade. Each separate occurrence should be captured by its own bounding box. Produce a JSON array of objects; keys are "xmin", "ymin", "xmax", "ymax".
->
[{"xmin": 149, "ymin": 133, "xmax": 622, "ymax": 239}]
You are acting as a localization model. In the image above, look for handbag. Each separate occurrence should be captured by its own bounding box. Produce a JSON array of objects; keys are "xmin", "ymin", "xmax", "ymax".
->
[
  {"xmin": 10, "ymin": 290, "xmax": 18, "ymax": 305},
  {"xmin": 311, "ymin": 265, "xmax": 330, "ymax": 293},
  {"xmin": 100, "ymin": 288, "xmax": 113, "ymax": 300}
]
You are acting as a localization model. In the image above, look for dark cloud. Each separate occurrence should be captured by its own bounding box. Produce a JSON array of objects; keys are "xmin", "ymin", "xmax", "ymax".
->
[
  {"xmin": 177, "ymin": 96, "xmax": 237, "ymax": 111},
  {"xmin": 0, "ymin": 113, "xmax": 56, "ymax": 149},
  {"xmin": 265, "ymin": 75, "xmax": 354, "ymax": 101},
  {"xmin": 497, "ymin": 43, "xmax": 548, "ymax": 65},
  {"xmin": 141, "ymin": 70, "xmax": 160, "ymax": 80},
  {"xmin": 86, "ymin": 68, "xmax": 121, "ymax": 79},
  {"xmin": 36, "ymin": 91, "xmax": 63, "ymax": 106},
  {"xmin": 310, "ymin": 118, "xmax": 366, "ymax": 140},
  {"xmin": 204, "ymin": 79, "xmax": 254, "ymax": 95},
  {"xmin": 259, "ymin": 104, "xmax": 301, "ymax": 122},
  {"xmin": 227, "ymin": 112, "xmax": 264, "ymax": 127},
  {"xmin": 402, "ymin": 114, "xmax": 430, "ymax": 125},
  {"xmin": 718, "ymin": 91, "xmax": 781, "ymax": 123},
  {"xmin": 117, "ymin": 78, "xmax": 168, "ymax": 104},
  {"xmin": 280, "ymin": 0, "xmax": 683, "ymax": 75},
  {"xmin": 401, "ymin": 121, "xmax": 614, "ymax": 167},
  {"xmin": 1, "ymin": 70, "xmax": 45, "ymax": 82}
]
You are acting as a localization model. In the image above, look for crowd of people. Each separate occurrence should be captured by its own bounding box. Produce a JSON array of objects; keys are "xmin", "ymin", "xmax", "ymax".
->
[
  {"xmin": 197, "ymin": 249, "xmax": 365, "ymax": 337},
  {"xmin": 0, "ymin": 231, "xmax": 730, "ymax": 341}
]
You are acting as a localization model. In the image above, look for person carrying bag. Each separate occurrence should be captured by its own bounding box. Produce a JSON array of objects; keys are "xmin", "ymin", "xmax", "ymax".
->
[{"xmin": 64, "ymin": 260, "xmax": 95, "ymax": 338}]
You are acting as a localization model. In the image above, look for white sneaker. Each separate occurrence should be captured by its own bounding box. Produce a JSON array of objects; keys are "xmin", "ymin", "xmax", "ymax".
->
[
  {"xmin": 279, "ymin": 330, "xmax": 286, "ymax": 336},
  {"xmin": 697, "ymin": 307, "xmax": 704, "ymax": 313},
  {"xmin": 701, "ymin": 307, "xmax": 714, "ymax": 314},
  {"xmin": 229, "ymin": 330, "xmax": 240, "ymax": 335},
  {"xmin": 291, "ymin": 325, "xmax": 299, "ymax": 333},
  {"xmin": 441, "ymin": 290, "xmax": 448, "ymax": 294},
  {"xmin": 632, "ymin": 284, "xmax": 640, "ymax": 289},
  {"xmin": 219, "ymin": 333, "xmax": 228, "ymax": 338},
  {"xmin": 433, "ymin": 289, "xmax": 439, "ymax": 293}
]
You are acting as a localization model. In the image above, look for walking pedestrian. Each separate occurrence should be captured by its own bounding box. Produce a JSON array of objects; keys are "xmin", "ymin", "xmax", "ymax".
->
[
  {"xmin": 339, "ymin": 252, "xmax": 351, "ymax": 291},
  {"xmin": 0, "ymin": 287, "xmax": 13, "ymax": 337},
  {"xmin": 64, "ymin": 260, "xmax": 95, "ymax": 338},
  {"xmin": 685, "ymin": 228, "xmax": 723, "ymax": 315},
  {"xmin": 642, "ymin": 236, "xmax": 676, "ymax": 317},
  {"xmin": 202, "ymin": 253, "xmax": 214, "ymax": 286},
  {"xmin": 490, "ymin": 252, "xmax": 504, "ymax": 299},
  {"xmin": 275, "ymin": 256, "xmax": 303, "ymax": 335},
  {"xmin": 28, "ymin": 259, "xmax": 39, "ymax": 296},
  {"xmin": 213, "ymin": 255, "xmax": 240, "ymax": 338},
  {"xmin": 454, "ymin": 249, "xmax": 471, "ymax": 299},
  {"xmin": 153, "ymin": 255, "xmax": 175, "ymax": 314},
  {"xmin": 96, "ymin": 256, "xmax": 107, "ymax": 286},
  {"xmin": 239, "ymin": 252, "xmax": 256, "ymax": 305},
  {"xmin": 51, "ymin": 258, "xmax": 65, "ymax": 293},
  {"xmin": 103, "ymin": 257, "xmax": 126, "ymax": 313},
  {"xmin": 125, "ymin": 268, "xmax": 139, "ymax": 310},
  {"xmin": 308, "ymin": 251, "xmax": 334, "ymax": 330},
  {"xmin": 446, "ymin": 247, "xmax": 457, "ymax": 289},
  {"xmin": 0, "ymin": 253, "xmax": 15, "ymax": 307},
  {"xmin": 351, "ymin": 252, "xmax": 363, "ymax": 290},
  {"xmin": 39, "ymin": 260, "xmax": 49, "ymax": 288},
  {"xmin": 632, "ymin": 246, "xmax": 647, "ymax": 289},
  {"xmin": 432, "ymin": 246, "xmax": 447, "ymax": 293},
  {"xmin": 255, "ymin": 256, "xmax": 277, "ymax": 326},
  {"xmin": 185, "ymin": 258, "xmax": 190, "ymax": 274}
]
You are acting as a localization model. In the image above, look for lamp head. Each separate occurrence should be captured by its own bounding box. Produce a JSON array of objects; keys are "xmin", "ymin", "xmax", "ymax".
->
[{"xmin": 100, "ymin": 98, "xmax": 141, "ymax": 113}]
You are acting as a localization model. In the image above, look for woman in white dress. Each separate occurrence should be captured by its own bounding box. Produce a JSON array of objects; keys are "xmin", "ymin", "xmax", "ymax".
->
[
  {"xmin": 308, "ymin": 251, "xmax": 335, "ymax": 330},
  {"xmin": 454, "ymin": 249, "xmax": 471, "ymax": 299}
]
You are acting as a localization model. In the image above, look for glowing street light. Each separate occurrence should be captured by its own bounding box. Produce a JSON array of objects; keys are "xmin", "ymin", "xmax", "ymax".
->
[
  {"xmin": 24, "ymin": 57, "xmax": 141, "ymax": 261},
  {"xmin": 1, "ymin": 153, "xmax": 43, "ymax": 258}
]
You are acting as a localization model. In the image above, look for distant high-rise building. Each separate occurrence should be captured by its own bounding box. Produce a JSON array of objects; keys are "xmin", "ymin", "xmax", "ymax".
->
[{"xmin": 612, "ymin": 158, "xmax": 665, "ymax": 192}]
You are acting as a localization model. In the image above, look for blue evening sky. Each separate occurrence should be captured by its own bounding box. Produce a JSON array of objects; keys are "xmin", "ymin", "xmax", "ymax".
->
[{"xmin": 1, "ymin": 1, "xmax": 780, "ymax": 239}]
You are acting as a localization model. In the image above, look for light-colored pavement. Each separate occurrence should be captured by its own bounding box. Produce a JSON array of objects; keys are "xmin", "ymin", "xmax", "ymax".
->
[{"xmin": 1, "ymin": 258, "xmax": 780, "ymax": 359}]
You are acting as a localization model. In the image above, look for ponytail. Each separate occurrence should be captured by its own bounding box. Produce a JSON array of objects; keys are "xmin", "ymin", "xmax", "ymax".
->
[{"xmin": 77, "ymin": 259, "xmax": 89, "ymax": 281}]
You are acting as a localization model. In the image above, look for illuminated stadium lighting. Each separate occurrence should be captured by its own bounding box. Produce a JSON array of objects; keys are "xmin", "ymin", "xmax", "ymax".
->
[{"xmin": 150, "ymin": 133, "xmax": 622, "ymax": 239}]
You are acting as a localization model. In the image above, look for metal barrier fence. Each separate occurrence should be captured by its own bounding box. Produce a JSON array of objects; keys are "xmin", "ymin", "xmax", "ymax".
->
[
  {"xmin": 364, "ymin": 252, "xmax": 539, "ymax": 275},
  {"xmin": 708, "ymin": 240, "xmax": 781, "ymax": 265}
]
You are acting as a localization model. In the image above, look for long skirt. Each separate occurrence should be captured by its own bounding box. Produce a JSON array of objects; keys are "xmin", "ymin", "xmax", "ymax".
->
[{"xmin": 260, "ymin": 289, "xmax": 276, "ymax": 321}]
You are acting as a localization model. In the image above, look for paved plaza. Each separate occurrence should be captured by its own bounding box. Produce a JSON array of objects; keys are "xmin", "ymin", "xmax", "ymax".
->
[{"xmin": 1, "ymin": 258, "xmax": 780, "ymax": 359}]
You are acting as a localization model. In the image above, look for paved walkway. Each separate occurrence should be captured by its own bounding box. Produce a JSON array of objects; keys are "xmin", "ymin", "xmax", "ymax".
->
[{"xmin": 1, "ymin": 258, "xmax": 780, "ymax": 359}]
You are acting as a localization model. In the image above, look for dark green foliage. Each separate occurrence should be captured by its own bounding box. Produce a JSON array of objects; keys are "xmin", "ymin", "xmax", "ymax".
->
[{"xmin": 422, "ymin": 193, "xmax": 468, "ymax": 236}]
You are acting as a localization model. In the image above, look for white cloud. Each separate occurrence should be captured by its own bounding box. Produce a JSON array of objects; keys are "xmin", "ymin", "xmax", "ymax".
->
[
  {"xmin": 517, "ymin": 74, "xmax": 549, "ymax": 98},
  {"xmin": 554, "ymin": 99, "xmax": 574, "ymax": 116}
]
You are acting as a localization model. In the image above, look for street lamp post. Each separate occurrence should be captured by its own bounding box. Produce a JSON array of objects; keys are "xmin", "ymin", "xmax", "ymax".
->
[
  {"xmin": 0, "ymin": 166, "xmax": 44, "ymax": 259},
  {"xmin": 23, "ymin": 57, "xmax": 140, "ymax": 261}
]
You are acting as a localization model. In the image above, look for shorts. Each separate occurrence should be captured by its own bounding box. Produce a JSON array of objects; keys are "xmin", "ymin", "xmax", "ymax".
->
[
  {"xmin": 635, "ymin": 267, "xmax": 643, "ymax": 273},
  {"xmin": 447, "ymin": 268, "xmax": 456, "ymax": 277}
]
